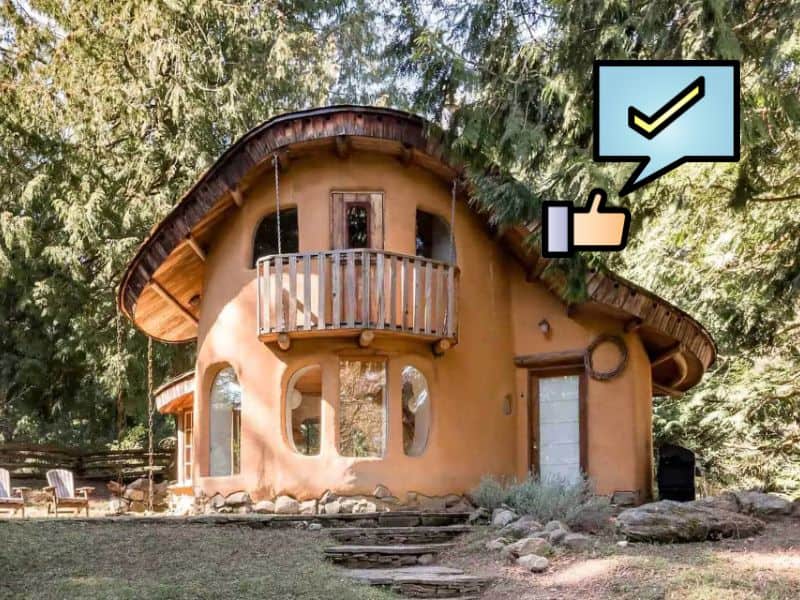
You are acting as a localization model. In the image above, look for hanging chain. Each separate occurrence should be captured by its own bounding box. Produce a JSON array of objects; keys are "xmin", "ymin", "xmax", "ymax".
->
[
  {"xmin": 273, "ymin": 153, "xmax": 282, "ymax": 255},
  {"xmin": 450, "ymin": 178, "xmax": 457, "ymax": 264},
  {"xmin": 146, "ymin": 336, "xmax": 154, "ymax": 512},
  {"xmin": 114, "ymin": 297, "xmax": 125, "ymax": 438}
]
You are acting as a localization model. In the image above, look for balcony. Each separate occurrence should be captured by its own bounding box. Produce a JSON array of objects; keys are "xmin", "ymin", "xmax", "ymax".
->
[{"xmin": 256, "ymin": 250, "xmax": 459, "ymax": 351}]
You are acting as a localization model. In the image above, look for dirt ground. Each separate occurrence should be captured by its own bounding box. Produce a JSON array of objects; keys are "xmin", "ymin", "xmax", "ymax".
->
[{"xmin": 443, "ymin": 518, "xmax": 800, "ymax": 600}]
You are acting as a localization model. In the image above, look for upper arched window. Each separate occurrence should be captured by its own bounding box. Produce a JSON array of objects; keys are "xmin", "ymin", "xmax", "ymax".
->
[
  {"xmin": 416, "ymin": 210, "xmax": 453, "ymax": 263},
  {"xmin": 209, "ymin": 366, "xmax": 242, "ymax": 477},
  {"xmin": 286, "ymin": 365, "xmax": 322, "ymax": 456},
  {"xmin": 401, "ymin": 366, "xmax": 430, "ymax": 456},
  {"xmin": 252, "ymin": 208, "xmax": 299, "ymax": 267}
]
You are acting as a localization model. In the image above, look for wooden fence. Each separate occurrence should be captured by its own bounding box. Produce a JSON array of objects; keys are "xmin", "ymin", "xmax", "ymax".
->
[
  {"xmin": 257, "ymin": 249, "xmax": 459, "ymax": 341},
  {"xmin": 0, "ymin": 443, "xmax": 174, "ymax": 481}
]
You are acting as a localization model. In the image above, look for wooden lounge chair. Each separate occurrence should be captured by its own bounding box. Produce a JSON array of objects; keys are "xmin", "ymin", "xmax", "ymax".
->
[
  {"xmin": 0, "ymin": 468, "xmax": 27, "ymax": 517},
  {"xmin": 44, "ymin": 469, "xmax": 94, "ymax": 517}
]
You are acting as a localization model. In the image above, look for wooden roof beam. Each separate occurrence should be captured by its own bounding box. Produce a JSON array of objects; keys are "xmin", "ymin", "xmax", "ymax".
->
[
  {"xmin": 650, "ymin": 342, "xmax": 683, "ymax": 368},
  {"xmin": 185, "ymin": 234, "xmax": 206, "ymax": 262},
  {"xmin": 624, "ymin": 317, "xmax": 643, "ymax": 333},
  {"xmin": 399, "ymin": 144, "xmax": 414, "ymax": 166},
  {"xmin": 150, "ymin": 279, "xmax": 199, "ymax": 325},
  {"xmin": 230, "ymin": 188, "xmax": 244, "ymax": 208},
  {"xmin": 335, "ymin": 135, "xmax": 351, "ymax": 159}
]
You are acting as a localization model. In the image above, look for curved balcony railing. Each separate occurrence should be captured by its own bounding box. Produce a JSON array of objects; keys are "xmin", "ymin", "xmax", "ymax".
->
[{"xmin": 256, "ymin": 250, "xmax": 459, "ymax": 346}]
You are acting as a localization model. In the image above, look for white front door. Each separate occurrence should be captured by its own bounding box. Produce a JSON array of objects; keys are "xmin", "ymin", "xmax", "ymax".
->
[{"xmin": 537, "ymin": 375, "xmax": 581, "ymax": 483}]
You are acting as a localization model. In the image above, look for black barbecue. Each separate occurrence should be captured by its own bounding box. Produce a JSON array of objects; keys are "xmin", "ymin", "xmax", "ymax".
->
[{"xmin": 657, "ymin": 443, "xmax": 696, "ymax": 501}]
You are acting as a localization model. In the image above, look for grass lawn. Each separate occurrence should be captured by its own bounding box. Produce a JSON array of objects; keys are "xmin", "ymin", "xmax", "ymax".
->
[
  {"xmin": 442, "ymin": 518, "xmax": 800, "ymax": 600},
  {"xmin": 0, "ymin": 521, "xmax": 394, "ymax": 600}
]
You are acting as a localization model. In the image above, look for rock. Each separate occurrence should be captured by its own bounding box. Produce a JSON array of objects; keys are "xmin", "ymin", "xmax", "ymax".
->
[
  {"xmin": 417, "ymin": 553, "xmax": 435, "ymax": 565},
  {"xmin": 299, "ymin": 499, "xmax": 318, "ymax": 515},
  {"xmin": 500, "ymin": 515, "xmax": 543, "ymax": 539},
  {"xmin": 373, "ymin": 484, "xmax": 392, "ymax": 499},
  {"xmin": 562, "ymin": 533, "xmax": 591, "ymax": 551},
  {"xmin": 492, "ymin": 508, "xmax": 518, "ymax": 527},
  {"xmin": 548, "ymin": 528, "xmax": 567, "ymax": 544},
  {"xmin": 127, "ymin": 478, "xmax": 149, "ymax": 491},
  {"xmin": 468, "ymin": 507, "xmax": 490, "ymax": 524},
  {"xmin": 417, "ymin": 495, "xmax": 447, "ymax": 512},
  {"xmin": 502, "ymin": 537, "xmax": 552, "ymax": 560},
  {"xmin": 319, "ymin": 490, "xmax": 337, "ymax": 505},
  {"xmin": 209, "ymin": 493, "xmax": 225, "ymax": 510},
  {"xmin": 793, "ymin": 499, "xmax": 800, "ymax": 518},
  {"xmin": 485, "ymin": 538, "xmax": 509, "ymax": 550},
  {"xmin": 447, "ymin": 499, "xmax": 474, "ymax": 513},
  {"xmin": 107, "ymin": 497, "xmax": 128, "ymax": 515},
  {"xmin": 611, "ymin": 491, "xmax": 639, "ymax": 506},
  {"xmin": 544, "ymin": 520, "xmax": 568, "ymax": 533},
  {"xmin": 517, "ymin": 553, "xmax": 549, "ymax": 573},
  {"xmin": 323, "ymin": 500, "xmax": 341, "ymax": 515},
  {"xmin": 444, "ymin": 494, "xmax": 463, "ymax": 507},
  {"xmin": 225, "ymin": 491, "xmax": 251, "ymax": 507},
  {"xmin": 694, "ymin": 492, "xmax": 740, "ymax": 514},
  {"xmin": 254, "ymin": 500, "xmax": 275, "ymax": 514},
  {"xmin": 353, "ymin": 500, "xmax": 377, "ymax": 513},
  {"xmin": 617, "ymin": 500, "xmax": 765, "ymax": 542},
  {"xmin": 124, "ymin": 488, "xmax": 146, "ymax": 502},
  {"xmin": 617, "ymin": 540, "xmax": 629, "ymax": 547},
  {"xmin": 275, "ymin": 495, "xmax": 300, "ymax": 514},
  {"xmin": 734, "ymin": 491, "xmax": 792, "ymax": 518},
  {"xmin": 308, "ymin": 523, "xmax": 323, "ymax": 531},
  {"xmin": 339, "ymin": 498, "xmax": 358, "ymax": 514},
  {"xmin": 129, "ymin": 500, "xmax": 146, "ymax": 513}
]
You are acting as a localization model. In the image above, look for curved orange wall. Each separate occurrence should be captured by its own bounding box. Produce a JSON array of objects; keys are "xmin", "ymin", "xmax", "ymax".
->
[{"xmin": 191, "ymin": 149, "xmax": 653, "ymax": 501}]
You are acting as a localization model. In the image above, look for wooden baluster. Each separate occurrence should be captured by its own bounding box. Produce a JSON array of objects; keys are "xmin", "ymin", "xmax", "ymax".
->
[
  {"xmin": 446, "ymin": 265, "xmax": 456, "ymax": 338},
  {"xmin": 303, "ymin": 254, "xmax": 311, "ymax": 330},
  {"xmin": 376, "ymin": 253, "xmax": 385, "ymax": 330},
  {"xmin": 288, "ymin": 255, "xmax": 298, "ymax": 331},
  {"xmin": 389, "ymin": 255, "xmax": 397, "ymax": 329},
  {"xmin": 414, "ymin": 259, "xmax": 423, "ymax": 333},
  {"xmin": 275, "ymin": 257, "xmax": 284, "ymax": 332},
  {"xmin": 318, "ymin": 252, "xmax": 326, "ymax": 330},
  {"xmin": 424, "ymin": 260, "xmax": 433, "ymax": 334},
  {"xmin": 434, "ymin": 263, "xmax": 443, "ymax": 335},
  {"xmin": 401, "ymin": 256, "xmax": 410, "ymax": 330},
  {"xmin": 346, "ymin": 251, "xmax": 356, "ymax": 328},
  {"xmin": 332, "ymin": 251, "xmax": 341, "ymax": 328},
  {"xmin": 362, "ymin": 250, "xmax": 370, "ymax": 327}
]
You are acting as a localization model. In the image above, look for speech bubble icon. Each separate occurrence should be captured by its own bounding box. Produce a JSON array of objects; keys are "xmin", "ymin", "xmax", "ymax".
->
[{"xmin": 593, "ymin": 60, "xmax": 739, "ymax": 196}]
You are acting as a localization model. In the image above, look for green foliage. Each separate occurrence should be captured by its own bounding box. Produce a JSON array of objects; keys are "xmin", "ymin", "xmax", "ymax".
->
[{"xmin": 470, "ymin": 475, "xmax": 509, "ymax": 511}]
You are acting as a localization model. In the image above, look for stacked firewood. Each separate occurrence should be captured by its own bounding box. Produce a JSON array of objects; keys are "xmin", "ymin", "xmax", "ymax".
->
[{"xmin": 107, "ymin": 478, "xmax": 169, "ymax": 514}]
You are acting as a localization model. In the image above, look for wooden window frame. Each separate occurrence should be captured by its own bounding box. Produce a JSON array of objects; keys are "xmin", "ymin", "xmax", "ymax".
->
[
  {"xmin": 527, "ymin": 366, "xmax": 587, "ymax": 478},
  {"xmin": 344, "ymin": 201, "xmax": 372, "ymax": 249},
  {"xmin": 180, "ymin": 410, "xmax": 193, "ymax": 484},
  {"xmin": 330, "ymin": 191, "xmax": 384, "ymax": 250}
]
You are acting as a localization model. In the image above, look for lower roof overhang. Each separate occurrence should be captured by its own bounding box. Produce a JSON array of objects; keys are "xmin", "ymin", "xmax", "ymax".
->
[{"xmin": 154, "ymin": 370, "xmax": 194, "ymax": 414}]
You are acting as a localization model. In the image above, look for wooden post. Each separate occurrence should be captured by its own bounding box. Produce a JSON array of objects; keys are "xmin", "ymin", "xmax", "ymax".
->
[
  {"xmin": 277, "ymin": 333, "xmax": 291, "ymax": 351},
  {"xmin": 150, "ymin": 280, "xmax": 198, "ymax": 325},
  {"xmin": 358, "ymin": 330, "xmax": 375, "ymax": 348},
  {"xmin": 433, "ymin": 338, "xmax": 451, "ymax": 356}
]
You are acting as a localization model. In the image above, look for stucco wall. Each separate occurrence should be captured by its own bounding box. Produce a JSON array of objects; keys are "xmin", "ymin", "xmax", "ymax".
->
[{"xmin": 189, "ymin": 148, "xmax": 653, "ymax": 502}]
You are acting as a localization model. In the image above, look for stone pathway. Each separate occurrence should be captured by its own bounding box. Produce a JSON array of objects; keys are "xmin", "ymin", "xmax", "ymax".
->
[{"xmin": 323, "ymin": 513, "xmax": 493, "ymax": 598}]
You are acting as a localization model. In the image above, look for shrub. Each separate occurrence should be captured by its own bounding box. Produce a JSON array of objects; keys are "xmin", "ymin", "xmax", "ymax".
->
[
  {"xmin": 470, "ymin": 475, "xmax": 508, "ymax": 510},
  {"xmin": 506, "ymin": 474, "xmax": 591, "ymax": 523}
]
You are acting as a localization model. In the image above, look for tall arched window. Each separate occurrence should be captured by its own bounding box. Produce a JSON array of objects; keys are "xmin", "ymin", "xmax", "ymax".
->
[
  {"xmin": 252, "ymin": 208, "xmax": 299, "ymax": 267},
  {"xmin": 209, "ymin": 366, "xmax": 242, "ymax": 476},
  {"xmin": 401, "ymin": 366, "xmax": 430, "ymax": 456},
  {"xmin": 286, "ymin": 365, "xmax": 322, "ymax": 456},
  {"xmin": 416, "ymin": 210, "xmax": 453, "ymax": 263}
]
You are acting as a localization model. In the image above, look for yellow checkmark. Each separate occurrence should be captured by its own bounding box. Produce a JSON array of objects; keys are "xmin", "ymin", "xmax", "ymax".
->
[{"xmin": 628, "ymin": 76, "xmax": 705, "ymax": 139}]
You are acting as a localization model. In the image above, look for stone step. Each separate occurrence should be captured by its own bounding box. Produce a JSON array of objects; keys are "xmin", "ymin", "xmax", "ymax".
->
[
  {"xmin": 329, "ymin": 525, "xmax": 472, "ymax": 545},
  {"xmin": 344, "ymin": 566, "xmax": 493, "ymax": 598},
  {"xmin": 324, "ymin": 542, "xmax": 454, "ymax": 568}
]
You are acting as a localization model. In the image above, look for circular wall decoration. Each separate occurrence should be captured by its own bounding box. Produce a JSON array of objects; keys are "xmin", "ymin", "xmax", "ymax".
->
[{"xmin": 585, "ymin": 334, "xmax": 628, "ymax": 381}]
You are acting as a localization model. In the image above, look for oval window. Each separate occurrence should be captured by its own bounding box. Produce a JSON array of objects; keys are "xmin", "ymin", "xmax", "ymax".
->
[
  {"xmin": 286, "ymin": 365, "xmax": 321, "ymax": 455},
  {"xmin": 401, "ymin": 366, "xmax": 430, "ymax": 456},
  {"xmin": 209, "ymin": 366, "xmax": 242, "ymax": 476}
]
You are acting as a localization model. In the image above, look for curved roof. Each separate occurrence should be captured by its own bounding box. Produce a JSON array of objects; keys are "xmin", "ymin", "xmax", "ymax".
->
[{"xmin": 117, "ymin": 105, "xmax": 715, "ymax": 393}]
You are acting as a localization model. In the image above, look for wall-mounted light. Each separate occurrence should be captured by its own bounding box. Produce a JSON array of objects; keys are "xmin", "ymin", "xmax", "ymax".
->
[
  {"xmin": 189, "ymin": 294, "xmax": 202, "ymax": 308},
  {"xmin": 538, "ymin": 318, "xmax": 551, "ymax": 338}
]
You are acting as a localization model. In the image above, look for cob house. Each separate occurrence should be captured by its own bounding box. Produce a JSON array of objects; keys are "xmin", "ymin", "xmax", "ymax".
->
[{"xmin": 118, "ymin": 106, "xmax": 715, "ymax": 510}]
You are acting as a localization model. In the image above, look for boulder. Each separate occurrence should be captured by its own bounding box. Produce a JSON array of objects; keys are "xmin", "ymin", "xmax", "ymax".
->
[
  {"xmin": 319, "ymin": 489, "xmax": 337, "ymax": 505},
  {"xmin": 339, "ymin": 498, "xmax": 359, "ymax": 513},
  {"xmin": 485, "ymin": 538, "xmax": 509, "ymax": 551},
  {"xmin": 373, "ymin": 484, "xmax": 392, "ymax": 499},
  {"xmin": 492, "ymin": 508, "xmax": 518, "ymax": 527},
  {"xmin": 275, "ymin": 495, "xmax": 300, "ymax": 514},
  {"xmin": 323, "ymin": 500, "xmax": 341, "ymax": 515},
  {"xmin": 734, "ymin": 491, "xmax": 792, "ymax": 518},
  {"xmin": 517, "ymin": 554, "xmax": 549, "ymax": 573},
  {"xmin": 253, "ymin": 500, "xmax": 275, "ymax": 514},
  {"xmin": 694, "ymin": 492, "xmax": 740, "ymax": 514},
  {"xmin": 127, "ymin": 478, "xmax": 149, "ymax": 491},
  {"xmin": 299, "ymin": 499, "xmax": 318, "ymax": 515},
  {"xmin": 417, "ymin": 495, "xmax": 447, "ymax": 512},
  {"xmin": 502, "ymin": 536, "xmax": 551, "ymax": 560},
  {"xmin": 124, "ymin": 488, "xmax": 146, "ymax": 502},
  {"xmin": 129, "ymin": 500, "xmax": 146, "ymax": 513},
  {"xmin": 793, "ymin": 499, "xmax": 800, "ymax": 518},
  {"xmin": 548, "ymin": 528, "xmax": 567, "ymax": 544},
  {"xmin": 500, "ymin": 515, "xmax": 543, "ymax": 539},
  {"xmin": 447, "ymin": 498, "xmax": 474, "ymax": 513},
  {"xmin": 354, "ymin": 500, "xmax": 377, "ymax": 514},
  {"xmin": 468, "ymin": 507, "xmax": 490, "ymax": 524},
  {"xmin": 444, "ymin": 494, "xmax": 463, "ymax": 507},
  {"xmin": 107, "ymin": 497, "xmax": 128, "ymax": 515},
  {"xmin": 544, "ymin": 520, "xmax": 569, "ymax": 533},
  {"xmin": 617, "ymin": 500, "xmax": 765, "ymax": 542},
  {"xmin": 417, "ymin": 553, "xmax": 435, "ymax": 565},
  {"xmin": 308, "ymin": 523, "xmax": 323, "ymax": 531},
  {"xmin": 209, "ymin": 493, "xmax": 226, "ymax": 510},
  {"xmin": 561, "ymin": 533, "xmax": 591, "ymax": 551},
  {"xmin": 225, "ymin": 491, "xmax": 251, "ymax": 507}
]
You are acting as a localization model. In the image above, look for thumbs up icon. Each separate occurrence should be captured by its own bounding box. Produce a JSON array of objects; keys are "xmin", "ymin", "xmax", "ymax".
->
[{"xmin": 541, "ymin": 188, "xmax": 631, "ymax": 258}]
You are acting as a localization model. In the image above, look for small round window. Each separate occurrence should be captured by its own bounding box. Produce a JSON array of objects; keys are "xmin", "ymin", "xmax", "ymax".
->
[
  {"xmin": 286, "ymin": 365, "xmax": 321, "ymax": 456},
  {"xmin": 401, "ymin": 366, "xmax": 430, "ymax": 456}
]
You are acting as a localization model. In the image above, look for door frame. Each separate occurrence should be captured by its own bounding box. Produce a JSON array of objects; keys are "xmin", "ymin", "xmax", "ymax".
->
[{"xmin": 527, "ymin": 366, "xmax": 588, "ymax": 478}]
